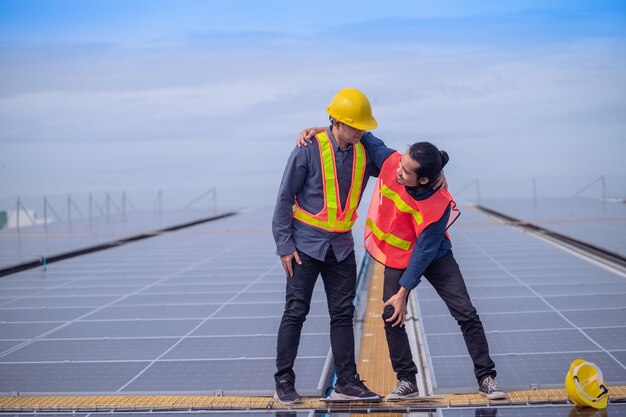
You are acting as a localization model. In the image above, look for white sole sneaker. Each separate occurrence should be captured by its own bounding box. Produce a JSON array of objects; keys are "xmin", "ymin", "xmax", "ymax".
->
[
  {"xmin": 273, "ymin": 392, "xmax": 303, "ymax": 405},
  {"xmin": 326, "ymin": 392, "xmax": 380, "ymax": 401},
  {"xmin": 479, "ymin": 390, "xmax": 507, "ymax": 400},
  {"xmin": 386, "ymin": 391, "xmax": 422, "ymax": 401}
]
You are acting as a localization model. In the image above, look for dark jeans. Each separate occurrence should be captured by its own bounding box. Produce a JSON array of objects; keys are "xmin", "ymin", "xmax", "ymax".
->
[
  {"xmin": 383, "ymin": 251, "xmax": 496, "ymax": 384},
  {"xmin": 275, "ymin": 247, "xmax": 357, "ymax": 386}
]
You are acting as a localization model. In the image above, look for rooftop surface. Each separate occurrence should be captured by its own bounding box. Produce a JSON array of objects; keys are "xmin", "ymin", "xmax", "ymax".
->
[
  {"xmin": 0, "ymin": 208, "xmax": 230, "ymax": 271},
  {"xmin": 480, "ymin": 197, "xmax": 626, "ymax": 257},
  {"xmin": 1, "ymin": 199, "xmax": 624, "ymax": 414}
]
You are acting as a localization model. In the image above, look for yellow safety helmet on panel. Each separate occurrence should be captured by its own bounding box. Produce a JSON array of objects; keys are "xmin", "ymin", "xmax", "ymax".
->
[
  {"xmin": 565, "ymin": 359, "xmax": 609, "ymax": 409},
  {"xmin": 327, "ymin": 88, "xmax": 378, "ymax": 131}
]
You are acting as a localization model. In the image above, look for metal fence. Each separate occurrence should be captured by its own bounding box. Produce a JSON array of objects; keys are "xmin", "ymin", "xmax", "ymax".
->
[{"xmin": 1, "ymin": 188, "xmax": 218, "ymax": 232}]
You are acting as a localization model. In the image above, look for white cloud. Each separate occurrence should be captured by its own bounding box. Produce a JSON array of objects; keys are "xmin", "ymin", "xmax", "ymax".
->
[{"xmin": 1, "ymin": 16, "xmax": 625, "ymax": 203}]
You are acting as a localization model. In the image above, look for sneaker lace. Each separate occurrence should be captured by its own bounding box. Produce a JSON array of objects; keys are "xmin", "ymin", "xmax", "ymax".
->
[
  {"xmin": 277, "ymin": 381, "xmax": 297, "ymax": 395},
  {"xmin": 394, "ymin": 380, "xmax": 414, "ymax": 395},
  {"xmin": 353, "ymin": 377, "xmax": 368, "ymax": 389},
  {"xmin": 484, "ymin": 377, "xmax": 499, "ymax": 393}
]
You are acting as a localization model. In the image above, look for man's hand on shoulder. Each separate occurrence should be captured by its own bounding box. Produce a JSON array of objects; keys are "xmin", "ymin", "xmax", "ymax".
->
[
  {"xmin": 433, "ymin": 170, "xmax": 448, "ymax": 190},
  {"xmin": 296, "ymin": 127, "xmax": 325, "ymax": 148}
]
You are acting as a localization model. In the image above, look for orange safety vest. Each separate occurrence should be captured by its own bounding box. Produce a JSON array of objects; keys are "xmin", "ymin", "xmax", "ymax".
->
[
  {"xmin": 364, "ymin": 151, "xmax": 460, "ymax": 269},
  {"xmin": 293, "ymin": 131, "xmax": 366, "ymax": 232}
]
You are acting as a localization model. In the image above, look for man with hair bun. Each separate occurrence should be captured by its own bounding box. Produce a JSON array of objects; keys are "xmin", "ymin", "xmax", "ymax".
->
[{"xmin": 363, "ymin": 139, "xmax": 506, "ymax": 401}]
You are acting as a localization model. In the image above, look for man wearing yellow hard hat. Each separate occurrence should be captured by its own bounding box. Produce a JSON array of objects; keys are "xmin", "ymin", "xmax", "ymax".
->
[{"xmin": 272, "ymin": 88, "xmax": 381, "ymax": 403}]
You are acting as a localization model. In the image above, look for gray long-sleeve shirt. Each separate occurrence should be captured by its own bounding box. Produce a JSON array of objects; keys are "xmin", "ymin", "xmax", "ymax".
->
[{"xmin": 272, "ymin": 127, "xmax": 381, "ymax": 262}]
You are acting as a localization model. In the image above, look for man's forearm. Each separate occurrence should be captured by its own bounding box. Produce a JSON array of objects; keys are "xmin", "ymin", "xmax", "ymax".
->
[
  {"xmin": 272, "ymin": 148, "xmax": 307, "ymax": 256},
  {"xmin": 396, "ymin": 286, "xmax": 409, "ymax": 298},
  {"xmin": 272, "ymin": 200, "xmax": 296, "ymax": 256},
  {"xmin": 360, "ymin": 132, "xmax": 394, "ymax": 169}
]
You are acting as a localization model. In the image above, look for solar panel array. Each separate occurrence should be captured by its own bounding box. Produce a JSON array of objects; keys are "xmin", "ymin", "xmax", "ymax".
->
[
  {"xmin": 415, "ymin": 208, "xmax": 626, "ymax": 394},
  {"xmin": 0, "ymin": 209, "xmax": 226, "ymax": 270},
  {"xmin": 0, "ymin": 207, "xmax": 368, "ymax": 395},
  {"xmin": 481, "ymin": 197, "xmax": 626, "ymax": 257},
  {"xmin": 2, "ymin": 195, "xmax": 624, "ymax": 403}
]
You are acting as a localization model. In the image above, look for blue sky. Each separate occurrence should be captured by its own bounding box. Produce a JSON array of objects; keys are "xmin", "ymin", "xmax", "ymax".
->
[{"xmin": 1, "ymin": 1, "xmax": 625, "ymax": 207}]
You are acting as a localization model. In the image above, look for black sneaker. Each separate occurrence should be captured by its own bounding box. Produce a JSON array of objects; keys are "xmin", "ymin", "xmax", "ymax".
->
[
  {"xmin": 478, "ymin": 376, "xmax": 507, "ymax": 400},
  {"xmin": 274, "ymin": 376, "xmax": 303, "ymax": 405},
  {"xmin": 386, "ymin": 380, "xmax": 420, "ymax": 401},
  {"xmin": 330, "ymin": 374, "xmax": 381, "ymax": 401}
]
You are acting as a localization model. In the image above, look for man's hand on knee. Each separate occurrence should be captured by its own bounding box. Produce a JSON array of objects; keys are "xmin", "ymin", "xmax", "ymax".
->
[
  {"xmin": 280, "ymin": 251, "xmax": 302, "ymax": 278},
  {"xmin": 383, "ymin": 287, "xmax": 409, "ymax": 327}
]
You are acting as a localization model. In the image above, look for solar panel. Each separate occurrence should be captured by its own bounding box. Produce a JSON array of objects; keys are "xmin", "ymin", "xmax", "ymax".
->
[
  {"xmin": 430, "ymin": 351, "xmax": 623, "ymax": 392},
  {"xmin": 481, "ymin": 197, "xmax": 626, "ymax": 257},
  {"xmin": 0, "ymin": 207, "xmax": 368, "ymax": 395},
  {"xmin": 421, "ymin": 312, "xmax": 572, "ymax": 334},
  {"xmin": 0, "ymin": 209, "xmax": 229, "ymax": 270},
  {"xmin": 415, "ymin": 208, "xmax": 626, "ymax": 394}
]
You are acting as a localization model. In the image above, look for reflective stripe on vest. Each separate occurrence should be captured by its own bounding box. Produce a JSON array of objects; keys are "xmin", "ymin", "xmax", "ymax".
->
[
  {"xmin": 365, "ymin": 218, "xmax": 411, "ymax": 250},
  {"xmin": 292, "ymin": 131, "xmax": 366, "ymax": 232},
  {"xmin": 379, "ymin": 184, "xmax": 423, "ymax": 226}
]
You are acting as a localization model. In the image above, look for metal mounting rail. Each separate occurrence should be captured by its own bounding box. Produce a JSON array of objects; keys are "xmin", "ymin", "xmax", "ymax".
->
[{"xmin": 475, "ymin": 205, "xmax": 626, "ymax": 273}]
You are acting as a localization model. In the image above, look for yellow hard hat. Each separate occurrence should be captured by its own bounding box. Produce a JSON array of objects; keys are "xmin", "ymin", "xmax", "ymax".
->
[
  {"xmin": 565, "ymin": 359, "xmax": 608, "ymax": 409},
  {"xmin": 327, "ymin": 88, "xmax": 378, "ymax": 131}
]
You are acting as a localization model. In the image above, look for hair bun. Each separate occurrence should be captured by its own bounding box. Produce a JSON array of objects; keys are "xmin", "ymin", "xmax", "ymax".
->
[{"xmin": 440, "ymin": 150, "xmax": 449, "ymax": 168}]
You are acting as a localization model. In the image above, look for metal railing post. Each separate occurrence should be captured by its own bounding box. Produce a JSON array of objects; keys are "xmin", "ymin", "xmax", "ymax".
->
[
  {"xmin": 122, "ymin": 191, "xmax": 127, "ymax": 221},
  {"xmin": 573, "ymin": 175, "xmax": 606, "ymax": 200},
  {"xmin": 67, "ymin": 194, "xmax": 72, "ymax": 228},
  {"xmin": 44, "ymin": 196, "xmax": 48, "ymax": 234},
  {"xmin": 16, "ymin": 196, "xmax": 20, "ymax": 234},
  {"xmin": 184, "ymin": 188, "xmax": 219, "ymax": 211},
  {"xmin": 158, "ymin": 189, "xmax": 162, "ymax": 218},
  {"xmin": 15, "ymin": 196, "xmax": 36, "ymax": 232},
  {"xmin": 106, "ymin": 192, "xmax": 110, "ymax": 223},
  {"xmin": 452, "ymin": 178, "xmax": 481, "ymax": 205}
]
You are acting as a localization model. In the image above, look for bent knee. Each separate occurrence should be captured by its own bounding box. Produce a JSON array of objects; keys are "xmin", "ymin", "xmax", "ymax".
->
[{"xmin": 382, "ymin": 306, "xmax": 395, "ymax": 322}]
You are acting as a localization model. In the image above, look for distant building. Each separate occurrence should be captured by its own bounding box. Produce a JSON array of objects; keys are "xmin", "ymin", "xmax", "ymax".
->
[{"xmin": 3, "ymin": 209, "xmax": 50, "ymax": 229}]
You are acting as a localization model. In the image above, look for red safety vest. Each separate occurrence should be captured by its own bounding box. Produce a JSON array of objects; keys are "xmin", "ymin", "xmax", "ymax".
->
[
  {"xmin": 364, "ymin": 151, "xmax": 460, "ymax": 269},
  {"xmin": 293, "ymin": 131, "xmax": 366, "ymax": 232}
]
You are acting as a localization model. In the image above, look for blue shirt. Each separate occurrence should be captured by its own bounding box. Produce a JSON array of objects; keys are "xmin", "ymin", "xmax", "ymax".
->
[
  {"xmin": 360, "ymin": 133, "xmax": 453, "ymax": 290},
  {"xmin": 272, "ymin": 127, "xmax": 385, "ymax": 262}
]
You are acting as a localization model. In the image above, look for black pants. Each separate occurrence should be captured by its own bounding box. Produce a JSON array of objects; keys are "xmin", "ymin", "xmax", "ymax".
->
[
  {"xmin": 275, "ymin": 247, "xmax": 358, "ymax": 386},
  {"xmin": 383, "ymin": 251, "xmax": 496, "ymax": 384}
]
